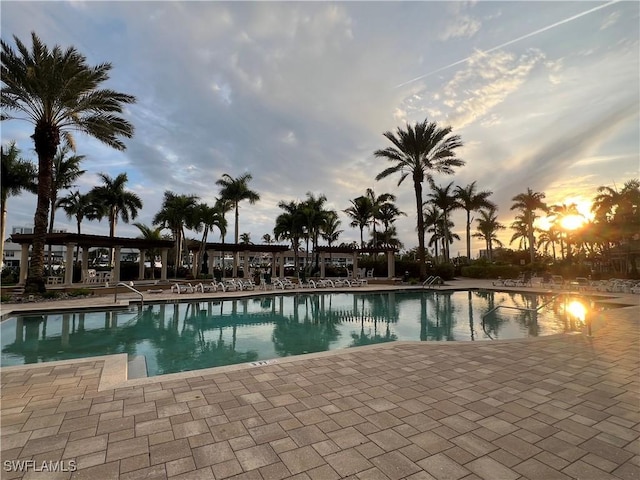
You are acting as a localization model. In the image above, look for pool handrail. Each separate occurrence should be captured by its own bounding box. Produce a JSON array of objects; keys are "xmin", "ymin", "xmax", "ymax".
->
[
  {"xmin": 481, "ymin": 294, "xmax": 560, "ymax": 337},
  {"xmin": 114, "ymin": 282, "xmax": 144, "ymax": 306},
  {"xmin": 423, "ymin": 276, "xmax": 443, "ymax": 288}
]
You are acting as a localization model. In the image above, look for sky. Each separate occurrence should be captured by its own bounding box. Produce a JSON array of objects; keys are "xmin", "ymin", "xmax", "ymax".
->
[{"xmin": 2, "ymin": 1, "xmax": 639, "ymax": 258}]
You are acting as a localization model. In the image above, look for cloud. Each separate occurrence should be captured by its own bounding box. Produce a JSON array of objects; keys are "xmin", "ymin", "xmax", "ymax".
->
[{"xmin": 439, "ymin": 15, "xmax": 481, "ymax": 41}]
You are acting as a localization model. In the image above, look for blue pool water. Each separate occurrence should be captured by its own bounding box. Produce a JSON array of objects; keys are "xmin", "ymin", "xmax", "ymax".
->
[{"xmin": 1, "ymin": 290, "xmax": 606, "ymax": 376}]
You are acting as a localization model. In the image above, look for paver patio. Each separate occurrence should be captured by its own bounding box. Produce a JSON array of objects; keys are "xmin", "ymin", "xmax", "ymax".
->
[{"xmin": 1, "ymin": 282, "xmax": 638, "ymax": 479}]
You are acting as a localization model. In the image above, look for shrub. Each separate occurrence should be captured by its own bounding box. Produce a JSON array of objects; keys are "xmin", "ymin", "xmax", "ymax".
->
[
  {"xmin": 0, "ymin": 294, "xmax": 11, "ymax": 303},
  {"xmin": 68, "ymin": 288, "xmax": 91, "ymax": 297},
  {"xmin": 43, "ymin": 291, "xmax": 59, "ymax": 299}
]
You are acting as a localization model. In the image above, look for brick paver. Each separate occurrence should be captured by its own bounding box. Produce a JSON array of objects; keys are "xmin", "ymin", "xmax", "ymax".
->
[{"xmin": 1, "ymin": 283, "xmax": 638, "ymax": 479}]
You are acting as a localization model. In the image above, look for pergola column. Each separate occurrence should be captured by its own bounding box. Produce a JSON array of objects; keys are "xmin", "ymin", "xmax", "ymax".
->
[
  {"xmin": 232, "ymin": 251, "xmax": 238, "ymax": 278},
  {"xmin": 18, "ymin": 244, "xmax": 29, "ymax": 285},
  {"xmin": 112, "ymin": 245, "xmax": 122, "ymax": 284},
  {"xmin": 352, "ymin": 252, "xmax": 359, "ymax": 279},
  {"xmin": 320, "ymin": 253, "xmax": 326, "ymax": 278},
  {"xmin": 81, "ymin": 247, "xmax": 89, "ymax": 283},
  {"xmin": 138, "ymin": 248, "xmax": 146, "ymax": 280},
  {"xmin": 160, "ymin": 248, "xmax": 169, "ymax": 281},
  {"xmin": 64, "ymin": 242, "xmax": 75, "ymax": 286},
  {"xmin": 191, "ymin": 250, "xmax": 199, "ymax": 278},
  {"xmin": 387, "ymin": 250, "xmax": 395, "ymax": 279},
  {"xmin": 244, "ymin": 250, "xmax": 250, "ymax": 279}
]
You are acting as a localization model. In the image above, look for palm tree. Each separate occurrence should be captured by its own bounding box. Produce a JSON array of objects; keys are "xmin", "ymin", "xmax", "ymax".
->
[
  {"xmin": 133, "ymin": 222, "xmax": 164, "ymax": 278},
  {"xmin": 57, "ymin": 190, "xmax": 100, "ymax": 262},
  {"xmin": 1, "ymin": 142, "xmax": 36, "ymax": 264},
  {"xmin": 377, "ymin": 202, "xmax": 406, "ymax": 239},
  {"xmin": 472, "ymin": 207, "xmax": 504, "ymax": 262},
  {"xmin": 548, "ymin": 202, "xmax": 581, "ymax": 261},
  {"xmin": 510, "ymin": 214, "xmax": 531, "ymax": 251},
  {"xmin": 537, "ymin": 228, "xmax": 560, "ymax": 261},
  {"xmin": 47, "ymin": 145, "xmax": 85, "ymax": 267},
  {"xmin": 274, "ymin": 200, "xmax": 305, "ymax": 273},
  {"xmin": 321, "ymin": 211, "xmax": 343, "ymax": 265},
  {"xmin": 193, "ymin": 202, "xmax": 226, "ymax": 276},
  {"xmin": 239, "ymin": 232, "xmax": 252, "ymax": 244},
  {"xmin": 510, "ymin": 188, "xmax": 547, "ymax": 263},
  {"xmin": 425, "ymin": 182, "xmax": 459, "ymax": 262},
  {"xmin": 300, "ymin": 192, "xmax": 330, "ymax": 269},
  {"xmin": 262, "ymin": 233, "xmax": 273, "ymax": 244},
  {"xmin": 424, "ymin": 204, "xmax": 444, "ymax": 261},
  {"xmin": 344, "ymin": 196, "xmax": 373, "ymax": 248},
  {"xmin": 455, "ymin": 182, "xmax": 494, "ymax": 260},
  {"xmin": 375, "ymin": 119, "xmax": 464, "ymax": 279},
  {"xmin": 153, "ymin": 191, "xmax": 199, "ymax": 268},
  {"xmin": 90, "ymin": 173, "xmax": 142, "ymax": 238},
  {"xmin": 1, "ymin": 32, "xmax": 135, "ymax": 292},
  {"xmin": 365, "ymin": 188, "xmax": 396, "ymax": 248},
  {"xmin": 215, "ymin": 173, "xmax": 260, "ymax": 245}
]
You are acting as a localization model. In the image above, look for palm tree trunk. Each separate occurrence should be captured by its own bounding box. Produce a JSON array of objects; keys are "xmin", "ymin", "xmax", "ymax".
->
[
  {"xmin": 0, "ymin": 198, "xmax": 7, "ymax": 268},
  {"xmin": 414, "ymin": 179, "xmax": 426, "ymax": 279},
  {"xmin": 466, "ymin": 210, "xmax": 471, "ymax": 260},
  {"xmin": 528, "ymin": 220, "xmax": 535, "ymax": 263}
]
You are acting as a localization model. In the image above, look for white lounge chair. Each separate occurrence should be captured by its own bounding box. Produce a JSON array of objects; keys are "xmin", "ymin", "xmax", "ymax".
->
[
  {"xmin": 273, "ymin": 278, "xmax": 295, "ymax": 289},
  {"xmin": 196, "ymin": 282, "xmax": 218, "ymax": 293},
  {"xmin": 171, "ymin": 283, "xmax": 195, "ymax": 294}
]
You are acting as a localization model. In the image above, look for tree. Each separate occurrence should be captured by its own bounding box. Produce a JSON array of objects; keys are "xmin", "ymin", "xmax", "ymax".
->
[
  {"xmin": 90, "ymin": 173, "xmax": 142, "ymax": 238},
  {"xmin": 377, "ymin": 202, "xmax": 406, "ymax": 238},
  {"xmin": 216, "ymin": 173, "xmax": 260, "ymax": 245},
  {"xmin": 1, "ymin": 142, "xmax": 36, "ymax": 264},
  {"xmin": 47, "ymin": 145, "xmax": 85, "ymax": 267},
  {"xmin": 425, "ymin": 182, "xmax": 459, "ymax": 262},
  {"xmin": 153, "ymin": 191, "xmax": 199, "ymax": 267},
  {"xmin": 274, "ymin": 200, "xmax": 305, "ymax": 273},
  {"xmin": 455, "ymin": 182, "xmax": 494, "ymax": 260},
  {"xmin": 300, "ymin": 192, "xmax": 330, "ymax": 270},
  {"xmin": 344, "ymin": 195, "xmax": 373, "ymax": 248},
  {"xmin": 193, "ymin": 202, "xmax": 226, "ymax": 276},
  {"xmin": 262, "ymin": 233, "xmax": 273, "ymax": 244},
  {"xmin": 133, "ymin": 222, "xmax": 164, "ymax": 278},
  {"xmin": 57, "ymin": 190, "xmax": 100, "ymax": 262},
  {"xmin": 365, "ymin": 188, "xmax": 396, "ymax": 248},
  {"xmin": 510, "ymin": 188, "xmax": 547, "ymax": 263},
  {"xmin": 1, "ymin": 32, "xmax": 135, "ymax": 293},
  {"xmin": 239, "ymin": 232, "xmax": 252, "ymax": 244},
  {"xmin": 321, "ymin": 211, "xmax": 343, "ymax": 265},
  {"xmin": 375, "ymin": 119, "xmax": 464, "ymax": 279},
  {"xmin": 473, "ymin": 207, "xmax": 504, "ymax": 262}
]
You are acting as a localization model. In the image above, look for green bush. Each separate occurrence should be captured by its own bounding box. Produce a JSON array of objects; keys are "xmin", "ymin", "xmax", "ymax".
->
[
  {"xmin": 460, "ymin": 264, "xmax": 520, "ymax": 279},
  {"xmin": 43, "ymin": 291, "xmax": 59, "ymax": 299},
  {"xmin": 68, "ymin": 288, "xmax": 91, "ymax": 297},
  {"xmin": 1, "ymin": 294, "xmax": 11, "ymax": 303}
]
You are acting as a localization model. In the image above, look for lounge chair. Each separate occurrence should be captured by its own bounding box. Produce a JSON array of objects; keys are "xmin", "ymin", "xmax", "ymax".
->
[
  {"xmin": 218, "ymin": 279, "xmax": 238, "ymax": 292},
  {"xmin": 237, "ymin": 278, "xmax": 256, "ymax": 291},
  {"xmin": 309, "ymin": 279, "xmax": 334, "ymax": 288},
  {"xmin": 171, "ymin": 283, "xmax": 195, "ymax": 294},
  {"xmin": 273, "ymin": 278, "xmax": 295, "ymax": 289},
  {"xmin": 196, "ymin": 282, "xmax": 218, "ymax": 293}
]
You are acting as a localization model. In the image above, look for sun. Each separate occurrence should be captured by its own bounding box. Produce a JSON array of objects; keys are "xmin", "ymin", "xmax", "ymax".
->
[{"xmin": 560, "ymin": 214, "xmax": 586, "ymax": 230}]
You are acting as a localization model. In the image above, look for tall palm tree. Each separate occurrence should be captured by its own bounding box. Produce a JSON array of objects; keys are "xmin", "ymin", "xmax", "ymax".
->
[
  {"xmin": 375, "ymin": 119, "xmax": 464, "ymax": 279},
  {"xmin": 133, "ymin": 222, "xmax": 164, "ymax": 278},
  {"xmin": 300, "ymin": 192, "xmax": 330, "ymax": 269},
  {"xmin": 344, "ymin": 195, "xmax": 373, "ymax": 248},
  {"xmin": 216, "ymin": 173, "xmax": 260, "ymax": 245},
  {"xmin": 510, "ymin": 188, "xmax": 547, "ymax": 263},
  {"xmin": 90, "ymin": 173, "xmax": 142, "ymax": 238},
  {"xmin": 510, "ymin": 214, "xmax": 531, "ymax": 252},
  {"xmin": 57, "ymin": 190, "xmax": 100, "ymax": 262},
  {"xmin": 153, "ymin": 191, "xmax": 199, "ymax": 268},
  {"xmin": 1, "ymin": 142, "xmax": 36, "ymax": 264},
  {"xmin": 424, "ymin": 204, "xmax": 443, "ymax": 261},
  {"xmin": 193, "ymin": 202, "xmax": 226, "ymax": 276},
  {"xmin": 455, "ymin": 182, "xmax": 494, "ymax": 260},
  {"xmin": 472, "ymin": 207, "xmax": 504, "ymax": 262},
  {"xmin": 548, "ymin": 202, "xmax": 580, "ymax": 262},
  {"xmin": 47, "ymin": 145, "xmax": 85, "ymax": 267},
  {"xmin": 365, "ymin": 188, "xmax": 396, "ymax": 248},
  {"xmin": 49, "ymin": 145, "xmax": 85, "ymax": 234},
  {"xmin": 321, "ymin": 211, "xmax": 343, "ymax": 265},
  {"xmin": 425, "ymin": 182, "xmax": 459, "ymax": 262},
  {"xmin": 274, "ymin": 200, "xmax": 305, "ymax": 273},
  {"xmin": 377, "ymin": 202, "xmax": 406, "ymax": 239},
  {"xmin": 1, "ymin": 32, "xmax": 135, "ymax": 292}
]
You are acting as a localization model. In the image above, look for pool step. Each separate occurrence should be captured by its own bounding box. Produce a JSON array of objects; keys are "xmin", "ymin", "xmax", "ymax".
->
[{"xmin": 128, "ymin": 355, "xmax": 148, "ymax": 379}]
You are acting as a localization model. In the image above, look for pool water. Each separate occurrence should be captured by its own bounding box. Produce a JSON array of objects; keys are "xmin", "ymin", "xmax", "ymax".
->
[{"xmin": 1, "ymin": 290, "xmax": 606, "ymax": 376}]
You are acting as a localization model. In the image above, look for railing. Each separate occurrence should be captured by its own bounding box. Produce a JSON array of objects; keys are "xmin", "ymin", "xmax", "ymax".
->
[
  {"xmin": 114, "ymin": 282, "xmax": 144, "ymax": 306},
  {"xmin": 481, "ymin": 295, "xmax": 559, "ymax": 339},
  {"xmin": 422, "ymin": 276, "xmax": 443, "ymax": 288}
]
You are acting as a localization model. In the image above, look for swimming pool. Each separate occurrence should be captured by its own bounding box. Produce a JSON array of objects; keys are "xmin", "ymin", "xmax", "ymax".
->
[{"xmin": 1, "ymin": 290, "xmax": 606, "ymax": 376}]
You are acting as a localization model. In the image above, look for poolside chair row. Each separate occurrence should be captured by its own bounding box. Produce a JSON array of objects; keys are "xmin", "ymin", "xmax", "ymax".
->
[
  {"xmin": 269, "ymin": 277, "xmax": 369, "ymax": 290},
  {"xmin": 170, "ymin": 278, "xmax": 257, "ymax": 294}
]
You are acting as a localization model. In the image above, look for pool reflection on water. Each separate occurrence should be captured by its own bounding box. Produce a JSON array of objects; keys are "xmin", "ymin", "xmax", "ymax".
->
[{"xmin": 1, "ymin": 290, "xmax": 603, "ymax": 376}]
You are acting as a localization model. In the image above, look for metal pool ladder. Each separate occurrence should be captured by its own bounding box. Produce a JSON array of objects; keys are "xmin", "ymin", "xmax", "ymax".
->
[{"xmin": 114, "ymin": 282, "xmax": 144, "ymax": 306}]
